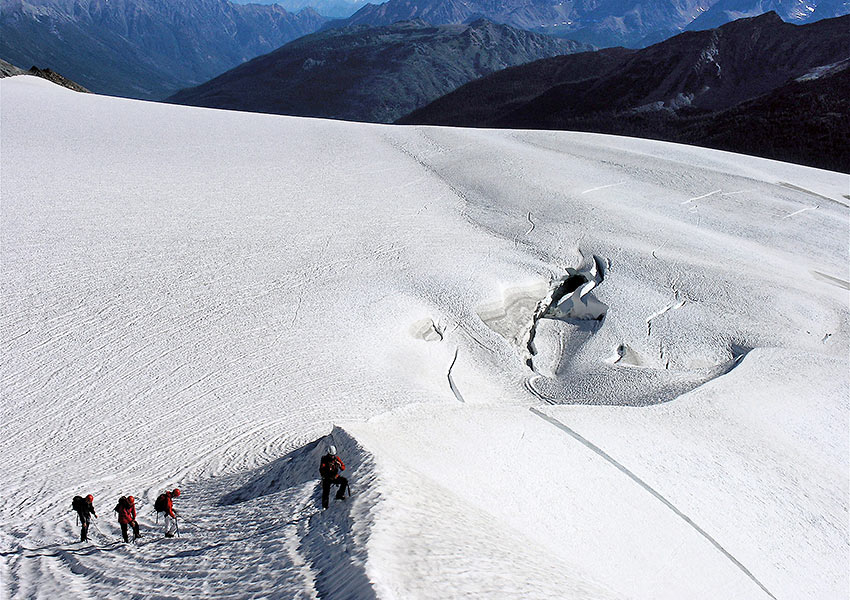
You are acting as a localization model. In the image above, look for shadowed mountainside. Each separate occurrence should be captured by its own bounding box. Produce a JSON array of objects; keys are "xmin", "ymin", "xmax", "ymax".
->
[
  {"xmin": 167, "ymin": 18, "xmax": 590, "ymax": 123},
  {"xmin": 399, "ymin": 13, "xmax": 850, "ymax": 172}
]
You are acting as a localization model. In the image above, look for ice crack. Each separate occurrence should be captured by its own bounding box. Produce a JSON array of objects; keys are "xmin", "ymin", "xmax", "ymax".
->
[{"xmin": 524, "ymin": 256, "xmax": 609, "ymax": 369}]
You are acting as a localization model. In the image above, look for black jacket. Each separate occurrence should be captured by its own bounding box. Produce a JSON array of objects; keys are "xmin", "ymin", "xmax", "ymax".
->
[{"xmin": 319, "ymin": 454, "xmax": 345, "ymax": 479}]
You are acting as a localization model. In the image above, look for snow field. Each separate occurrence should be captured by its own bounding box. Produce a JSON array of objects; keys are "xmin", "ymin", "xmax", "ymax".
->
[{"xmin": 1, "ymin": 76, "xmax": 848, "ymax": 599}]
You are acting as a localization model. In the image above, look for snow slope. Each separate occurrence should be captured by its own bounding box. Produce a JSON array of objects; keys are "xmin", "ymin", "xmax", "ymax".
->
[{"xmin": 1, "ymin": 76, "xmax": 848, "ymax": 599}]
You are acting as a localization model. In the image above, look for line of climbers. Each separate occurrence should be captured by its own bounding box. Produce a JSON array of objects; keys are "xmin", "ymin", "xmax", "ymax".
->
[
  {"xmin": 70, "ymin": 444, "xmax": 351, "ymax": 542},
  {"xmin": 70, "ymin": 489, "xmax": 181, "ymax": 543}
]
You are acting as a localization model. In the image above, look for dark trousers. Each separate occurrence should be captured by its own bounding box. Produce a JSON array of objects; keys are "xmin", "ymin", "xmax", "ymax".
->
[
  {"xmin": 78, "ymin": 512, "xmax": 91, "ymax": 541},
  {"xmin": 322, "ymin": 476, "xmax": 348, "ymax": 508},
  {"xmin": 120, "ymin": 521, "xmax": 141, "ymax": 542}
]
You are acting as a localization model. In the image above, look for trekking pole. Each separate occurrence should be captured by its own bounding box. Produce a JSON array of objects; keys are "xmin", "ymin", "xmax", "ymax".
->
[
  {"xmin": 173, "ymin": 514, "xmax": 211, "ymax": 536},
  {"xmin": 176, "ymin": 513, "xmax": 198, "ymax": 526},
  {"xmin": 177, "ymin": 515, "xmax": 196, "ymax": 528}
]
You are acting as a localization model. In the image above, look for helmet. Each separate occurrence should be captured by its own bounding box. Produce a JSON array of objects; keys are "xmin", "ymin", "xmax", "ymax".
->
[
  {"xmin": 86, "ymin": 494, "xmax": 93, "ymax": 502},
  {"xmin": 128, "ymin": 496, "xmax": 134, "ymax": 503},
  {"xmin": 172, "ymin": 488, "xmax": 181, "ymax": 497},
  {"xmin": 327, "ymin": 445, "xmax": 337, "ymax": 456}
]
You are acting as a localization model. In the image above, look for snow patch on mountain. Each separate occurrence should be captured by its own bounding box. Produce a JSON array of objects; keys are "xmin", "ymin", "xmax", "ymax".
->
[
  {"xmin": 634, "ymin": 92, "xmax": 696, "ymax": 112},
  {"xmin": 796, "ymin": 57, "xmax": 850, "ymax": 80}
]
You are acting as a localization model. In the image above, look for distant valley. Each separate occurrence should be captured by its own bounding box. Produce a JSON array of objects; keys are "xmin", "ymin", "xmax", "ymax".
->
[{"xmin": 0, "ymin": 0, "xmax": 330, "ymax": 99}]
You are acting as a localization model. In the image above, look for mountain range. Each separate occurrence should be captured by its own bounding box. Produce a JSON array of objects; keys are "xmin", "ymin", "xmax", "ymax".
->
[
  {"xmin": 167, "ymin": 19, "xmax": 589, "ymax": 122},
  {"xmin": 2, "ymin": 0, "xmax": 846, "ymax": 101},
  {"xmin": 232, "ymin": 0, "xmax": 373, "ymax": 18},
  {"xmin": 0, "ymin": 0, "xmax": 329, "ymax": 99},
  {"xmin": 332, "ymin": 0, "xmax": 847, "ymax": 47},
  {"xmin": 686, "ymin": 0, "xmax": 849, "ymax": 31},
  {"xmin": 399, "ymin": 12, "xmax": 850, "ymax": 172}
]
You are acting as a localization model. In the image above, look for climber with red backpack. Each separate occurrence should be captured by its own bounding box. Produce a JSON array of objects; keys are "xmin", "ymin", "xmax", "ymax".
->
[
  {"xmin": 113, "ymin": 495, "xmax": 141, "ymax": 543},
  {"xmin": 71, "ymin": 494, "xmax": 97, "ymax": 542},
  {"xmin": 154, "ymin": 488, "xmax": 181, "ymax": 538}
]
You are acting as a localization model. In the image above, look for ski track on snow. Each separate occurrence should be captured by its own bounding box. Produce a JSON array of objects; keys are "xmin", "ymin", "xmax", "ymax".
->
[{"xmin": 528, "ymin": 407, "xmax": 777, "ymax": 600}]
